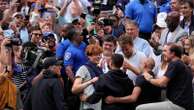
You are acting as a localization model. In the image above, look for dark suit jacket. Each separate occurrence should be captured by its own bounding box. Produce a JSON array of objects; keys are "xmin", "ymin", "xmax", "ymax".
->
[{"xmin": 180, "ymin": 14, "xmax": 194, "ymax": 35}]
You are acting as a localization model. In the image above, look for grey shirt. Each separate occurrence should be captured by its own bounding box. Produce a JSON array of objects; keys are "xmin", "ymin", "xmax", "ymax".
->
[{"xmin": 76, "ymin": 65, "xmax": 101, "ymax": 110}]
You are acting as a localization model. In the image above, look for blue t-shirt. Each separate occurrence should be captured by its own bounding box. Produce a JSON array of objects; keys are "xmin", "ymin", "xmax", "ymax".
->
[
  {"xmin": 125, "ymin": 0, "xmax": 156, "ymax": 33},
  {"xmin": 56, "ymin": 39, "xmax": 86, "ymax": 59},
  {"xmin": 63, "ymin": 44, "xmax": 88, "ymax": 74}
]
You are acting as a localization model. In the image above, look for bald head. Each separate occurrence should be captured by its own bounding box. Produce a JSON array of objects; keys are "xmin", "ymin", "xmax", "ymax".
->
[
  {"xmin": 142, "ymin": 58, "xmax": 155, "ymax": 71},
  {"xmin": 166, "ymin": 11, "xmax": 180, "ymax": 32},
  {"xmin": 168, "ymin": 11, "xmax": 180, "ymax": 21}
]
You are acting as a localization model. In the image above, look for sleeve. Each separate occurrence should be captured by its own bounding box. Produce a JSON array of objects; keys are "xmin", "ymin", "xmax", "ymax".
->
[
  {"xmin": 142, "ymin": 41, "xmax": 152, "ymax": 57},
  {"xmin": 164, "ymin": 62, "xmax": 176, "ymax": 79},
  {"xmin": 135, "ymin": 75, "xmax": 146, "ymax": 87},
  {"xmin": 56, "ymin": 43, "xmax": 65, "ymax": 59},
  {"xmin": 52, "ymin": 79, "xmax": 68, "ymax": 110},
  {"xmin": 75, "ymin": 66, "xmax": 88, "ymax": 79},
  {"xmin": 86, "ymin": 76, "xmax": 105, "ymax": 104},
  {"xmin": 124, "ymin": 2, "xmax": 133, "ymax": 19},
  {"xmin": 64, "ymin": 51, "xmax": 74, "ymax": 67}
]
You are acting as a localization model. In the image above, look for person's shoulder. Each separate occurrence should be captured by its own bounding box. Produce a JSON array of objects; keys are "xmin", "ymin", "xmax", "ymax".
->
[
  {"xmin": 78, "ymin": 65, "xmax": 88, "ymax": 71},
  {"xmin": 169, "ymin": 60, "xmax": 184, "ymax": 67},
  {"xmin": 135, "ymin": 74, "xmax": 146, "ymax": 86},
  {"xmin": 137, "ymin": 37, "xmax": 149, "ymax": 44},
  {"xmin": 62, "ymin": 39, "xmax": 71, "ymax": 44},
  {"xmin": 136, "ymin": 74, "xmax": 146, "ymax": 81},
  {"xmin": 79, "ymin": 42, "xmax": 87, "ymax": 49},
  {"xmin": 65, "ymin": 44, "xmax": 78, "ymax": 52},
  {"xmin": 76, "ymin": 65, "xmax": 90, "ymax": 77},
  {"xmin": 126, "ymin": 0, "xmax": 136, "ymax": 6},
  {"xmin": 135, "ymin": 50, "xmax": 146, "ymax": 58}
]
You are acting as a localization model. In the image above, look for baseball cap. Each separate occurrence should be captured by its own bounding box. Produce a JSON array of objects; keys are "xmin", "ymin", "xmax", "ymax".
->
[
  {"xmin": 43, "ymin": 32, "xmax": 55, "ymax": 40},
  {"xmin": 156, "ymin": 12, "xmax": 167, "ymax": 28}
]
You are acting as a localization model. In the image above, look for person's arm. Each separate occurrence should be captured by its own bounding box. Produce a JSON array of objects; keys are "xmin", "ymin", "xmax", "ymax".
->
[
  {"xmin": 1, "ymin": 1, "xmax": 18, "ymax": 23},
  {"xmin": 0, "ymin": 38, "xmax": 13, "ymax": 73},
  {"xmin": 31, "ymin": 69, "xmax": 45, "ymax": 85},
  {"xmin": 144, "ymin": 73, "xmax": 170, "ymax": 88},
  {"xmin": 59, "ymin": 0, "xmax": 71, "ymax": 16},
  {"xmin": 144, "ymin": 62, "xmax": 177, "ymax": 87},
  {"xmin": 72, "ymin": 77, "xmax": 98, "ymax": 94},
  {"xmin": 86, "ymin": 77, "xmax": 105, "ymax": 104},
  {"xmin": 105, "ymin": 86, "xmax": 141, "ymax": 104},
  {"xmin": 70, "ymin": 0, "xmax": 82, "ymax": 17},
  {"xmin": 143, "ymin": 62, "xmax": 176, "ymax": 87},
  {"xmin": 123, "ymin": 61, "xmax": 141, "ymax": 75}
]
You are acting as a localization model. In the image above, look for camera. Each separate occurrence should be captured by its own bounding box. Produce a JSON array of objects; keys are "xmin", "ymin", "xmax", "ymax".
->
[
  {"xmin": 22, "ymin": 42, "xmax": 54, "ymax": 68},
  {"xmin": 10, "ymin": 38, "xmax": 22, "ymax": 45},
  {"xmin": 5, "ymin": 37, "xmax": 22, "ymax": 47}
]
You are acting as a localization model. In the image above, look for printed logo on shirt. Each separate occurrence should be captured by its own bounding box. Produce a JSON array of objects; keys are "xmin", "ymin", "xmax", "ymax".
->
[{"xmin": 64, "ymin": 52, "xmax": 71, "ymax": 61}]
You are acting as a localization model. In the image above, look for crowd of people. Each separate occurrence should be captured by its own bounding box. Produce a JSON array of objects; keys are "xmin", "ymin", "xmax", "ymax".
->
[{"xmin": 0, "ymin": 0, "xmax": 194, "ymax": 110}]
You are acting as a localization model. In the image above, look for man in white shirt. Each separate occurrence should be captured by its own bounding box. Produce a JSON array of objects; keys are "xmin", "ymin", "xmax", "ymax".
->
[
  {"xmin": 99, "ymin": 35, "xmax": 117, "ymax": 73},
  {"xmin": 118, "ymin": 34, "xmax": 146, "ymax": 83},
  {"xmin": 159, "ymin": 11, "xmax": 187, "ymax": 46}
]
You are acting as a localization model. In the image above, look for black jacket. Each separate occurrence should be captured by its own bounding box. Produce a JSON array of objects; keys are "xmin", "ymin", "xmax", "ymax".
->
[
  {"xmin": 180, "ymin": 14, "xmax": 194, "ymax": 35},
  {"xmin": 24, "ymin": 70, "xmax": 68, "ymax": 110},
  {"xmin": 86, "ymin": 69, "xmax": 135, "ymax": 110}
]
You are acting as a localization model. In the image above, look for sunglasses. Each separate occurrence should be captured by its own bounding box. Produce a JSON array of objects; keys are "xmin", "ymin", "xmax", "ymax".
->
[{"xmin": 32, "ymin": 33, "xmax": 43, "ymax": 36}]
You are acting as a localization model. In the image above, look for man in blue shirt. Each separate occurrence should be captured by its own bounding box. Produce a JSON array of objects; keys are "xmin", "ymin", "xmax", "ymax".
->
[
  {"xmin": 56, "ymin": 24, "xmax": 86, "ymax": 60},
  {"xmin": 63, "ymin": 29, "xmax": 87, "ymax": 82},
  {"xmin": 125, "ymin": 0, "xmax": 157, "ymax": 40},
  {"xmin": 63, "ymin": 28, "xmax": 87, "ymax": 110}
]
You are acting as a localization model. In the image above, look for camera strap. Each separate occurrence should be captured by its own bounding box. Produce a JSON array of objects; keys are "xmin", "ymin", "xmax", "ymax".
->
[{"xmin": 32, "ymin": 52, "xmax": 44, "ymax": 69}]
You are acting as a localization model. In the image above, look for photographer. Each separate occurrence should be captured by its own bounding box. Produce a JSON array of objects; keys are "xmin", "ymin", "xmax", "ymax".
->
[
  {"xmin": 24, "ymin": 57, "xmax": 68, "ymax": 110},
  {"xmin": 41, "ymin": 32, "xmax": 57, "ymax": 53}
]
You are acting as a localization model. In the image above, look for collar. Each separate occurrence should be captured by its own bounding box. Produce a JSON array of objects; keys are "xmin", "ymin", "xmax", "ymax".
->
[{"xmin": 133, "ymin": 37, "xmax": 139, "ymax": 42}]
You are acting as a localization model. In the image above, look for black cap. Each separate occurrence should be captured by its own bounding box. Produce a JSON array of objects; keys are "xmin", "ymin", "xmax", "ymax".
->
[{"xmin": 42, "ymin": 57, "xmax": 63, "ymax": 68}]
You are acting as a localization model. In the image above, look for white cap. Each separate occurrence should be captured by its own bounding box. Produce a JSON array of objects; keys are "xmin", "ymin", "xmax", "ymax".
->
[{"xmin": 156, "ymin": 12, "xmax": 167, "ymax": 28}]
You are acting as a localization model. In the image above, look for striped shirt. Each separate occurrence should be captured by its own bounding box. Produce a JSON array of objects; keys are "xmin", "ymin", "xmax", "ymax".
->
[{"xmin": 12, "ymin": 63, "xmax": 29, "ymax": 88}]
